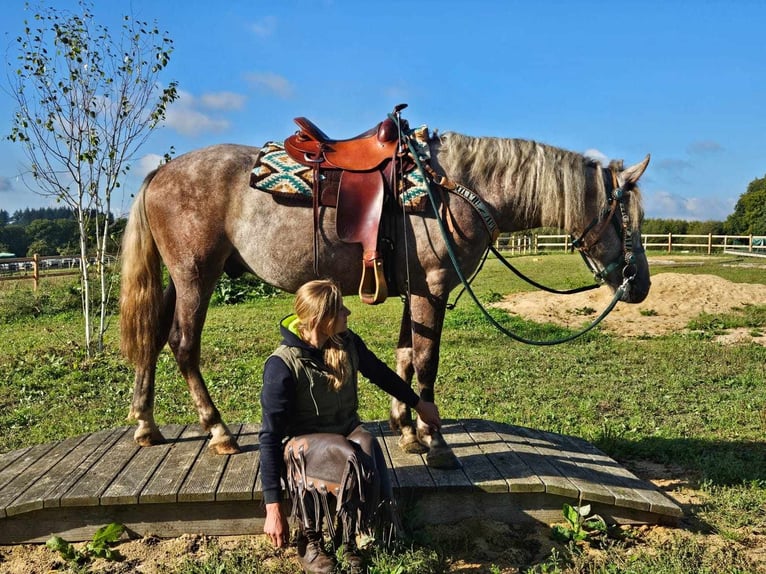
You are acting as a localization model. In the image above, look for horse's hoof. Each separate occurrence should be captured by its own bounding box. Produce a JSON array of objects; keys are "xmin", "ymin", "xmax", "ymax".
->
[
  {"xmin": 134, "ymin": 432, "xmax": 166, "ymax": 447},
  {"xmin": 209, "ymin": 437, "xmax": 241, "ymax": 455},
  {"xmin": 427, "ymin": 447, "xmax": 461, "ymax": 470},
  {"xmin": 399, "ymin": 434, "xmax": 428, "ymax": 455}
]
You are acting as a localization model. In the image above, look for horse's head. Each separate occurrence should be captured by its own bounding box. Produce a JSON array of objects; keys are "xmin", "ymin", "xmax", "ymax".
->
[{"xmin": 572, "ymin": 155, "xmax": 651, "ymax": 303}]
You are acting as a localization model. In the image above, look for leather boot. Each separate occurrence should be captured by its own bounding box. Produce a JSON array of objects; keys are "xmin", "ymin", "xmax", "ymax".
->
[
  {"xmin": 296, "ymin": 530, "xmax": 334, "ymax": 574},
  {"xmin": 342, "ymin": 541, "xmax": 364, "ymax": 573}
]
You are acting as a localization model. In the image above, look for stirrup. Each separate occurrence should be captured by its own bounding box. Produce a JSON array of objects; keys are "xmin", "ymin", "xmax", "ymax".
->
[{"xmin": 359, "ymin": 254, "xmax": 387, "ymax": 305}]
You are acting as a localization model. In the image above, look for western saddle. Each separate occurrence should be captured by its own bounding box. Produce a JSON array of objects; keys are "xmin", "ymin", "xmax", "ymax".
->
[{"xmin": 284, "ymin": 105, "xmax": 409, "ymax": 305}]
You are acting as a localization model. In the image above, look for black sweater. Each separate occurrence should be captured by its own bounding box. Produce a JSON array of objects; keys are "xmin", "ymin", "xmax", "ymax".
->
[{"xmin": 259, "ymin": 318, "xmax": 420, "ymax": 504}]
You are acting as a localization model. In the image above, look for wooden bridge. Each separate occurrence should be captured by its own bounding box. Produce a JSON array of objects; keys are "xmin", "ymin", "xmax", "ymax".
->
[{"xmin": 0, "ymin": 419, "xmax": 682, "ymax": 544}]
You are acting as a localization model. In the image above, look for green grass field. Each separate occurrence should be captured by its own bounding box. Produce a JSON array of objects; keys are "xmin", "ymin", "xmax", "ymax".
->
[{"xmin": 1, "ymin": 253, "xmax": 765, "ymax": 573}]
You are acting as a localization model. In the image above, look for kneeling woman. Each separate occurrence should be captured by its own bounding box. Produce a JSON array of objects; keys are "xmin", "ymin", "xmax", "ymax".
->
[{"xmin": 260, "ymin": 279, "xmax": 441, "ymax": 573}]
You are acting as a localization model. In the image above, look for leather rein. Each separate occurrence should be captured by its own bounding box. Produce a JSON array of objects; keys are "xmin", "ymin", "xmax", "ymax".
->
[{"xmin": 397, "ymin": 115, "xmax": 637, "ymax": 345}]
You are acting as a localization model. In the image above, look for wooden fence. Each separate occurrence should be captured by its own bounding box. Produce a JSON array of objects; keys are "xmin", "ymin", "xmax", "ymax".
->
[
  {"xmin": 0, "ymin": 255, "xmax": 86, "ymax": 290},
  {"xmin": 495, "ymin": 233, "xmax": 766, "ymax": 256}
]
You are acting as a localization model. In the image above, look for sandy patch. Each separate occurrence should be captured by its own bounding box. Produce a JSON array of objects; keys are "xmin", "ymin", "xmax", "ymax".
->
[{"xmin": 493, "ymin": 271, "xmax": 766, "ymax": 340}]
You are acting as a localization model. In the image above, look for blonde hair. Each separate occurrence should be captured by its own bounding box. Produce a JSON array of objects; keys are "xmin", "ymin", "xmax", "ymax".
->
[{"xmin": 294, "ymin": 279, "xmax": 350, "ymax": 391}]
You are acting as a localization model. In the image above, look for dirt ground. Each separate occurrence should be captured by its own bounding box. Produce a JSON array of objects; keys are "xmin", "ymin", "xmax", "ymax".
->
[
  {"xmin": 493, "ymin": 260, "xmax": 766, "ymax": 344},
  {"xmin": 2, "ymin": 261, "xmax": 765, "ymax": 573}
]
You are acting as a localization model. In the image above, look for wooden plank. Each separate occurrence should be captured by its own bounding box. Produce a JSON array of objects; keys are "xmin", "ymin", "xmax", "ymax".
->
[
  {"xmin": 463, "ymin": 419, "xmax": 544, "ymax": 493},
  {"xmin": 379, "ymin": 425, "xmax": 434, "ymax": 491},
  {"xmin": 42, "ymin": 428, "xmax": 126, "ymax": 509},
  {"xmin": 489, "ymin": 421, "xmax": 579, "ymax": 499},
  {"xmin": 2, "ymin": 435, "xmax": 87, "ymax": 517},
  {"xmin": 0, "ymin": 446, "xmax": 33, "ymax": 475},
  {"xmin": 561, "ymin": 435, "xmax": 682, "ymax": 518},
  {"xmin": 217, "ymin": 423, "xmax": 261, "ymax": 501},
  {"xmin": 100, "ymin": 425, "xmax": 186, "ymax": 506},
  {"xmin": 0, "ymin": 442, "xmax": 56, "ymax": 498},
  {"xmin": 426, "ymin": 421, "xmax": 479, "ymax": 490},
  {"xmin": 178, "ymin": 424, "xmax": 242, "ymax": 502},
  {"xmin": 0, "ymin": 500, "xmax": 267, "ymax": 544},
  {"xmin": 515, "ymin": 426, "xmax": 615, "ymax": 505},
  {"xmin": 62, "ymin": 427, "xmax": 139, "ymax": 507},
  {"xmin": 363, "ymin": 422, "xmax": 399, "ymax": 490},
  {"xmin": 139, "ymin": 425, "xmax": 207, "ymax": 504}
]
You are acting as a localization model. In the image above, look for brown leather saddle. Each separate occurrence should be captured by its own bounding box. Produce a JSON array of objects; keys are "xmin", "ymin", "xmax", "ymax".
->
[{"xmin": 284, "ymin": 108, "xmax": 406, "ymax": 305}]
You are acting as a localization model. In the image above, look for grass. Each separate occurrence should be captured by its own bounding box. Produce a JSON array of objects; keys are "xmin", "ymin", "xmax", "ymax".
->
[{"xmin": 1, "ymin": 253, "xmax": 766, "ymax": 572}]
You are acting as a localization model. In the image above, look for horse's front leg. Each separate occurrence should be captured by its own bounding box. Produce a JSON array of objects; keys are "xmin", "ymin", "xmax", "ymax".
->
[
  {"xmin": 391, "ymin": 300, "xmax": 427, "ymax": 454},
  {"xmin": 169, "ymin": 287, "xmax": 240, "ymax": 455},
  {"xmin": 394, "ymin": 293, "xmax": 460, "ymax": 469}
]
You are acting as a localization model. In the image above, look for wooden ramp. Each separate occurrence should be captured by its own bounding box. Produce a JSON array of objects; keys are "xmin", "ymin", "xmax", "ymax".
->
[{"xmin": 0, "ymin": 420, "xmax": 682, "ymax": 544}]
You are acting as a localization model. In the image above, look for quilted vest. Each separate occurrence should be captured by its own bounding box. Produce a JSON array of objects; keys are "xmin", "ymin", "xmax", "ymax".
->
[{"xmin": 270, "ymin": 340, "xmax": 360, "ymax": 437}]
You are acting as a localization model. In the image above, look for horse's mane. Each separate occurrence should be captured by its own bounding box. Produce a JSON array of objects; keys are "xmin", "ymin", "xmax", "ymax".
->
[{"xmin": 436, "ymin": 132, "xmax": 643, "ymax": 231}]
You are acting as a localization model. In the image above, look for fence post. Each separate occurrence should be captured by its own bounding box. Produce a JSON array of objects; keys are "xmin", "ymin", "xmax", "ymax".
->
[
  {"xmin": 33, "ymin": 253, "xmax": 39, "ymax": 291},
  {"xmin": 534, "ymin": 234, "xmax": 538, "ymax": 254},
  {"xmin": 707, "ymin": 233, "xmax": 712, "ymax": 255},
  {"xmin": 749, "ymin": 234, "xmax": 754, "ymax": 252},
  {"xmin": 667, "ymin": 233, "xmax": 672, "ymax": 254}
]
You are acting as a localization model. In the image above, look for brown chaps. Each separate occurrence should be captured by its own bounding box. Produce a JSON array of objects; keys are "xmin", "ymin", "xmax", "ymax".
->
[{"xmin": 284, "ymin": 425, "xmax": 398, "ymax": 547}]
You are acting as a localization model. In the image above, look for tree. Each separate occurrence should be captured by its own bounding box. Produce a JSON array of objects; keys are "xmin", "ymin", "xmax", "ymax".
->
[
  {"xmin": 725, "ymin": 175, "xmax": 766, "ymax": 236},
  {"xmin": 7, "ymin": 1, "xmax": 178, "ymax": 356}
]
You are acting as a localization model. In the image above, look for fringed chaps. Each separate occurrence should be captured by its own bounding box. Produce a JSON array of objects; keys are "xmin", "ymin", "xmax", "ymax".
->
[{"xmin": 284, "ymin": 426, "xmax": 400, "ymax": 548}]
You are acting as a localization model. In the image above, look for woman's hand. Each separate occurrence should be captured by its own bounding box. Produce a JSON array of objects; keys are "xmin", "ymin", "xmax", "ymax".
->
[
  {"xmin": 415, "ymin": 399, "xmax": 442, "ymax": 431},
  {"xmin": 264, "ymin": 502, "xmax": 289, "ymax": 548}
]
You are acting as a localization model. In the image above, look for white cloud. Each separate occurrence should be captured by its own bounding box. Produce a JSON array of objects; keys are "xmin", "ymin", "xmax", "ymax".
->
[
  {"xmin": 583, "ymin": 148, "xmax": 608, "ymax": 166},
  {"xmin": 200, "ymin": 91, "xmax": 246, "ymax": 111},
  {"xmin": 245, "ymin": 72, "xmax": 294, "ymax": 99},
  {"xmin": 162, "ymin": 90, "xmax": 232, "ymax": 136},
  {"xmin": 645, "ymin": 190, "xmax": 734, "ymax": 221},
  {"xmin": 250, "ymin": 16, "xmax": 277, "ymax": 38},
  {"xmin": 687, "ymin": 140, "xmax": 723, "ymax": 155},
  {"xmin": 135, "ymin": 154, "xmax": 164, "ymax": 178}
]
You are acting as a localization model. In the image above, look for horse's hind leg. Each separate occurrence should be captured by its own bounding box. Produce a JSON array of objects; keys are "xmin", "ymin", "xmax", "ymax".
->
[
  {"xmin": 130, "ymin": 280, "xmax": 176, "ymax": 446},
  {"xmin": 168, "ymin": 279, "xmax": 240, "ymax": 455}
]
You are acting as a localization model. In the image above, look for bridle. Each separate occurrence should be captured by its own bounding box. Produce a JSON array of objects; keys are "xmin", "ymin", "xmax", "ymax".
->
[{"xmin": 570, "ymin": 166, "xmax": 641, "ymax": 286}]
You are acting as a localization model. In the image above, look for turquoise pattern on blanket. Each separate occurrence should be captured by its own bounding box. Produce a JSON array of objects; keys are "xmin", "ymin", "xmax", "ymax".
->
[
  {"xmin": 251, "ymin": 126, "xmax": 432, "ymax": 210},
  {"xmin": 251, "ymin": 142, "xmax": 313, "ymax": 197}
]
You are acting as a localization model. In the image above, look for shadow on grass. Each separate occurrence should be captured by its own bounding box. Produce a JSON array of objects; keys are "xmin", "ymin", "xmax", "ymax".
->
[{"xmin": 595, "ymin": 435, "xmax": 766, "ymax": 487}]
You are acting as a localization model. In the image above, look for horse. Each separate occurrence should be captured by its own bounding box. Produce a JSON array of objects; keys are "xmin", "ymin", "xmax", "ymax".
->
[{"xmin": 119, "ymin": 127, "xmax": 650, "ymax": 469}]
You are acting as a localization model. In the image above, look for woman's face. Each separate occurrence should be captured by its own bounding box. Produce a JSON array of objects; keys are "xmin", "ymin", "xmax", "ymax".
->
[{"xmin": 330, "ymin": 302, "xmax": 351, "ymax": 335}]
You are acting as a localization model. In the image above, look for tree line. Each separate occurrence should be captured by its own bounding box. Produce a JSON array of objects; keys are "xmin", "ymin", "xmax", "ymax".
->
[{"xmin": 0, "ymin": 208, "xmax": 125, "ymax": 257}]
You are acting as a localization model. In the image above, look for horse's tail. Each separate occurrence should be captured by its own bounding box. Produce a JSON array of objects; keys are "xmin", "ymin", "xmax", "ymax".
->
[{"xmin": 119, "ymin": 169, "xmax": 167, "ymax": 368}]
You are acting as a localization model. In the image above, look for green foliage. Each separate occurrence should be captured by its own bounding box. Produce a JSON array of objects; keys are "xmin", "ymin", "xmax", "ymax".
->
[
  {"xmin": 212, "ymin": 274, "xmax": 282, "ymax": 305},
  {"xmin": 46, "ymin": 523, "xmax": 124, "ymax": 565},
  {"xmin": 551, "ymin": 503, "xmax": 607, "ymax": 544},
  {"xmin": 725, "ymin": 175, "xmax": 766, "ymax": 235}
]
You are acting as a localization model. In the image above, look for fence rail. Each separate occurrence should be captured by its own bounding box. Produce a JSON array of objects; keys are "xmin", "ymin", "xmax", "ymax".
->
[
  {"xmin": 0, "ymin": 254, "xmax": 103, "ymax": 289},
  {"xmin": 495, "ymin": 233, "xmax": 766, "ymax": 256}
]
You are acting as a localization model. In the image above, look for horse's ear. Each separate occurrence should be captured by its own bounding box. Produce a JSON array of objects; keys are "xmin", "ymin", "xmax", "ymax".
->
[{"xmin": 621, "ymin": 154, "xmax": 650, "ymax": 185}]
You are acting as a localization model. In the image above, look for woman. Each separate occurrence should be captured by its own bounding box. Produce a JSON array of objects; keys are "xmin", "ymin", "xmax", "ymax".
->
[{"xmin": 260, "ymin": 279, "xmax": 441, "ymax": 574}]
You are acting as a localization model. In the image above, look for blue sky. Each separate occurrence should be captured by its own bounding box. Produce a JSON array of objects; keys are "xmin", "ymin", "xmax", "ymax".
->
[{"xmin": 1, "ymin": 0, "xmax": 764, "ymax": 221}]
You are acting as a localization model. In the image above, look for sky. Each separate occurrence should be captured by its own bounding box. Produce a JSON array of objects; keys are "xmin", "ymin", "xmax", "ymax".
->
[{"xmin": 0, "ymin": 0, "xmax": 764, "ymax": 222}]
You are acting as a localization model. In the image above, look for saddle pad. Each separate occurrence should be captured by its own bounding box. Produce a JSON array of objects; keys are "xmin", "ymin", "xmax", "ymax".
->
[
  {"xmin": 251, "ymin": 142, "xmax": 314, "ymax": 197},
  {"xmin": 398, "ymin": 125, "xmax": 430, "ymax": 211}
]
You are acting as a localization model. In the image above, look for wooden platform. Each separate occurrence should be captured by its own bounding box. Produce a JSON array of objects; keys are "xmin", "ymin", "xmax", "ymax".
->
[{"xmin": 0, "ymin": 419, "xmax": 682, "ymax": 544}]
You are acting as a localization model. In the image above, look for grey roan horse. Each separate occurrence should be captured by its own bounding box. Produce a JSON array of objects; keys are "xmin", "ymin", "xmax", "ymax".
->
[{"xmin": 120, "ymin": 127, "xmax": 650, "ymax": 469}]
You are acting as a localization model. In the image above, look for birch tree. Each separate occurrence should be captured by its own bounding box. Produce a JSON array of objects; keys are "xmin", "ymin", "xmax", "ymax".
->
[{"xmin": 7, "ymin": 1, "xmax": 178, "ymax": 356}]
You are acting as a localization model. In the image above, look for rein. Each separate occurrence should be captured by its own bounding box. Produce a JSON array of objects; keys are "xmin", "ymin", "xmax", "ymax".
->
[{"xmin": 397, "ymin": 119, "xmax": 632, "ymax": 345}]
